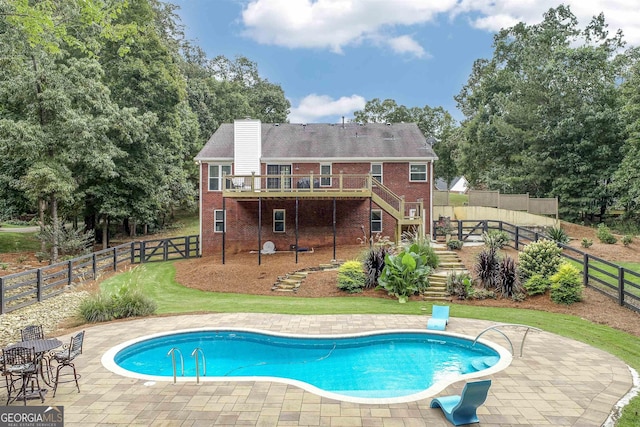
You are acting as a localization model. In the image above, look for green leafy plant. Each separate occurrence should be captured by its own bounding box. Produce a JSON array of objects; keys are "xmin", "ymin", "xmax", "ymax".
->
[
  {"xmin": 581, "ymin": 238, "xmax": 593, "ymax": 248},
  {"xmin": 475, "ymin": 248, "xmax": 500, "ymax": 290},
  {"xmin": 471, "ymin": 289, "xmax": 496, "ymax": 300},
  {"xmin": 596, "ymin": 223, "xmax": 617, "ymax": 244},
  {"xmin": 496, "ymin": 256, "xmax": 521, "ymax": 298},
  {"xmin": 523, "ymin": 274, "xmax": 551, "ymax": 296},
  {"xmin": 517, "ymin": 239, "xmax": 562, "ymax": 280},
  {"xmin": 377, "ymin": 245, "xmax": 431, "ymax": 303},
  {"xmin": 482, "ymin": 230, "xmax": 509, "ymax": 250},
  {"xmin": 546, "ymin": 226, "xmax": 569, "ymax": 244},
  {"xmin": 361, "ymin": 246, "xmax": 390, "ymax": 289},
  {"xmin": 550, "ymin": 263, "xmax": 583, "ymax": 305},
  {"xmin": 622, "ymin": 235, "xmax": 633, "ymax": 247},
  {"xmin": 446, "ymin": 239, "xmax": 463, "ymax": 250},
  {"xmin": 337, "ymin": 260, "xmax": 366, "ymax": 293},
  {"xmin": 446, "ymin": 272, "xmax": 474, "ymax": 300},
  {"xmin": 401, "ymin": 229, "xmax": 439, "ymax": 269}
]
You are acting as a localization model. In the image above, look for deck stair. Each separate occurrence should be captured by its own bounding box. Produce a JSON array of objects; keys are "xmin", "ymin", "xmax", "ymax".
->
[{"xmin": 423, "ymin": 248, "xmax": 469, "ymax": 301}]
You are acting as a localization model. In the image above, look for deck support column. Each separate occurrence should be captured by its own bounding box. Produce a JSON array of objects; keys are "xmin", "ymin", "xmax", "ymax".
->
[
  {"xmin": 369, "ymin": 198, "xmax": 372, "ymax": 248},
  {"xmin": 222, "ymin": 197, "xmax": 226, "ymax": 265},
  {"xmin": 258, "ymin": 198, "xmax": 262, "ymax": 266},
  {"xmin": 333, "ymin": 198, "xmax": 336, "ymax": 260},
  {"xmin": 295, "ymin": 197, "xmax": 299, "ymax": 264}
]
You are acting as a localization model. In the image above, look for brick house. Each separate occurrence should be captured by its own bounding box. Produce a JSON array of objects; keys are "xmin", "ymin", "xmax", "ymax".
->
[{"xmin": 195, "ymin": 119, "xmax": 437, "ymax": 257}]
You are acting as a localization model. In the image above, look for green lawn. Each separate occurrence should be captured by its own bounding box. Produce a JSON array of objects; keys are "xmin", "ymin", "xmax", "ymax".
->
[
  {"xmin": 449, "ymin": 193, "xmax": 468, "ymax": 206},
  {"xmin": 99, "ymin": 260, "xmax": 640, "ymax": 426},
  {"xmin": 0, "ymin": 231, "xmax": 40, "ymax": 253}
]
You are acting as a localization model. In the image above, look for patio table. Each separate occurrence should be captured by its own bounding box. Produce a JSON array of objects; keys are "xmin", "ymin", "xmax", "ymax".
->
[{"xmin": 5, "ymin": 338, "xmax": 63, "ymax": 387}]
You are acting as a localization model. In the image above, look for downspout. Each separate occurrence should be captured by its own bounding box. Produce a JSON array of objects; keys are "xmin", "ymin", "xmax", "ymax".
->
[
  {"xmin": 428, "ymin": 160, "xmax": 433, "ymax": 239},
  {"xmin": 198, "ymin": 161, "xmax": 202, "ymax": 256}
]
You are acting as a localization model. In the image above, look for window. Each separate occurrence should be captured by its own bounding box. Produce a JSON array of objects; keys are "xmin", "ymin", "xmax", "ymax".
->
[
  {"xmin": 208, "ymin": 164, "xmax": 232, "ymax": 191},
  {"xmin": 371, "ymin": 210, "xmax": 382, "ymax": 233},
  {"xmin": 371, "ymin": 163, "xmax": 383, "ymax": 183},
  {"xmin": 266, "ymin": 164, "xmax": 292, "ymax": 189},
  {"xmin": 273, "ymin": 209, "xmax": 286, "ymax": 233},
  {"xmin": 320, "ymin": 163, "xmax": 331, "ymax": 186},
  {"xmin": 214, "ymin": 210, "xmax": 225, "ymax": 232},
  {"xmin": 409, "ymin": 163, "xmax": 427, "ymax": 182}
]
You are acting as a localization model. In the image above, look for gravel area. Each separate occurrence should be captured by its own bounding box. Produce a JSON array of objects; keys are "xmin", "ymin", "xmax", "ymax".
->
[{"xmin": 0, "ymin": 290, "xmax": 89, "ymax": 347}]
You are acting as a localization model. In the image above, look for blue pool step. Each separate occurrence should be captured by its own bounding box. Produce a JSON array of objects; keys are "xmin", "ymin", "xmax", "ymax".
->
[{"xmin": 471, "ymin": 356, "xmax": 499, "ymax": 371}]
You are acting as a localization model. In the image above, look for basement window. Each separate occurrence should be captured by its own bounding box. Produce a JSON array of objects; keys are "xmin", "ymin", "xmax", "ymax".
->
[{"xmin": 273, "ymin": 209, "xmax": 286, "ymax": 233}]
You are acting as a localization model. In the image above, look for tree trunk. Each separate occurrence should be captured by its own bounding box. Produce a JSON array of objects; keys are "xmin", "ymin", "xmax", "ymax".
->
[
  {"xmin": 102, "ymin": 215, "xmax": 108, "ymax": 250},
  {"xmin": 50, "ymin": 194, "xmax": 59, "ymax": 263},
  {"xmin": 38, "ymin": 198, "xmax": 46, "ymax": 254}
]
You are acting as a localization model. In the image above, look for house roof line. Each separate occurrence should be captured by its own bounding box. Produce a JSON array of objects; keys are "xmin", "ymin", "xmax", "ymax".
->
[{"xmin": 195, "ymin": 157, "xmax": 437, "ymax": 163}]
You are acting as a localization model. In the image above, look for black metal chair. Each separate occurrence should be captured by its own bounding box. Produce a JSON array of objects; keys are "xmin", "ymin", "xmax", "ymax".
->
[
  {"xmin": 20, "ymin": 325, "xmax": 45, "ymax": 342},
  {"xmin": 2, "ymin": 346, "xmax": 45, "ymax": 405},
  {"xmin": 51, "ymin": 331, "xmax": 85, "ymax": 397}
]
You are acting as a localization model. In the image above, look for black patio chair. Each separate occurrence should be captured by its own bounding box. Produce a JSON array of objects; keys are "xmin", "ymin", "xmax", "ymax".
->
[
  {"xmin": 51, "ymin": 331, "xmax": 85, "ymax": 397},
  {"xmin": 20, "ymin": 324, "xmax": 45, "ymax": 342},
  {"xmin": 2, "ymin": 346, "xmax": 45, "ymax": 405}
]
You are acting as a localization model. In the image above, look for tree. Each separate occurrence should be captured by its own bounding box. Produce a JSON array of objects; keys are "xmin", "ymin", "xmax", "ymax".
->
[
  {"xmin": 353, "ymin": 99, "xmax": 460, "ymax": 183},
  {"xmin": 455, "ymin": 6, "xmax": 627, "ymax": 220}
]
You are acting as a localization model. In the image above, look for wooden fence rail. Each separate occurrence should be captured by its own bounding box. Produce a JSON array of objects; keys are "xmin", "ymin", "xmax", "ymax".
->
[
  {"xmin": 0, "ymin": 235, "xmax": 199, "ymax": 314},
  {"xmin": 432, "ymin": 219, "xmax": 640, "ymax": 313}
]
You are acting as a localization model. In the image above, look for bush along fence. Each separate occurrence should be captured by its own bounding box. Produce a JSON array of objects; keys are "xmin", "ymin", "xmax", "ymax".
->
[
  {"xmin": 0, "ymin": 235, "xmax": 199, "ymax": 314},
  {"xmin": 432, "ymin": 219, "xmax": 640, "ymax": 313}
]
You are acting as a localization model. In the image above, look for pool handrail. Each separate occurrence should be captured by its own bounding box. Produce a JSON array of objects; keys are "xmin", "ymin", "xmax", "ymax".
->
[
  {"xmin": 472, "ymin": 323, "xmax": 542, "ymax": 357},
  {"xmin": 191, "ymin": 347, "xmax": 207, "ymax": 383},
  {"xmin": 167, "ymin": 347, "xmax": 184, "ymax": 383}
]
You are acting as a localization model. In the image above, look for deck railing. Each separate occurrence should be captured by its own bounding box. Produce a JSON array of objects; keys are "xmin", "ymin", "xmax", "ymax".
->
[{"xmin": 223, "ymin": 172, "xmax": 372, "ymax": 195}]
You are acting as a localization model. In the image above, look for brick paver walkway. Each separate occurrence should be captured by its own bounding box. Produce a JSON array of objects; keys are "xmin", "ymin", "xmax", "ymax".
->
[{"xmin": 6, "ymin": 313, "xmax": 633, "ymax": 426}]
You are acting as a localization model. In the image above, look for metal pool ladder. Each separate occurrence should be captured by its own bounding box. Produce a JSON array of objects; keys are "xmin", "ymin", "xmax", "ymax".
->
[
  {"xmin": 472, "ymin": 323, "xmax": 542, "ymax": 357},
  {"xmin": 191, "ymin": 347, "xmax": 207, "ymax": 384},
  {"xmin": 167, "ymin": 348, "xmax": 184, "ymax": 383}
]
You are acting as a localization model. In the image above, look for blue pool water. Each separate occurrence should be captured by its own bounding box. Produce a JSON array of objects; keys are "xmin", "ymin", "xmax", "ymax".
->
[{"xmin": 105, "ymin": 329, "xmax": 508, "ymax": 403}]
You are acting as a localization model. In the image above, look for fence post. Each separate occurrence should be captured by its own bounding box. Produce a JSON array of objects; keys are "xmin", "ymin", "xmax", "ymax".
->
[
  {"xmin": 534, "ymin": 232, "xmax": 539, "ymax": 242},
  {"xmin": 141, "ymin": 241, "xmax": 146, "ymax": 264},
  {"xmin": 186, "ymin": 236, "xmax": 191, "ymax": 258},
  {"xmin": 483, "ymin": 220, "xmax": 488, "ymax": 233},
  {"xmin": 37, "ymin": 268, "xmax": 43, "ymax": 301},
  {"xmin": 515, "ymin": 227, "xmax": 519, "ymax": 250},
  {"xmin": 457, "ymin": 220, "xmax": 462, "ymax": 241},
  {"xmin": 583, "ymin": 253, "xmax": 589, "ymax": 288},
  {"xmin": 130, "ymin": 242, "xmax": 135, "ymax": 264},
  {"xmin": 92, "ymin": 253, "xmax": 97, "ymax": 280},
  {"xmin": 0, "ymin": 276, "xmax": 4, "ymax": 314},
  {"xmin": 68, "ymin": 261, "xmax": 73, "ymax": 287},
  {"xmin": 164, "ymin": 239, "xmax": 169, "ymax": 261},
  {"xmin": 618, "ymin": 267, "xmax": 625, "ymax": 307},
  {"xmin": 499, "ymin": 221, "xmax": 503, "ymax": 232},
  {"xmin": 113, "ymin": 247, "xmax": 117, "ymax": 271}
]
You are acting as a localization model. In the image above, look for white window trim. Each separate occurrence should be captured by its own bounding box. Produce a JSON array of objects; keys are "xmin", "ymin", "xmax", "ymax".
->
[
  {"xmin": 208, "ymin": 164, "xmax": 232, "ymax": 191},
  {"xmin": 409, "ymin": 163, "xmax": 428, "ymax": 182},
  {"xmin": 320, "ymin": 163, "xmax": 332, "ymax": 187},
  {"xmin": 371, "ymin": 163, "xmax": 383, "ymax": 184},
  {"xmin": 371, "ymin": 209, "xmax": 382, "ymax": 233},
  {"xmin": 214, "ymin": 209, "xmax": 225, "ymax": 233},
  {"xmin": 273, "ymin": 209, "xmax": 286, "ymax": 233}
]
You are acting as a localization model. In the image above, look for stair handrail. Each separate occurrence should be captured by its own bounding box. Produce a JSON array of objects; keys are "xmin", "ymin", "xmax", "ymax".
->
[
  {"xmin": 371, "ymin": 178, "xmax": 402, "ymax": 213},
  {"xmin": 472, "ymin": 323, "xmax": 542, "ymax": 357}
]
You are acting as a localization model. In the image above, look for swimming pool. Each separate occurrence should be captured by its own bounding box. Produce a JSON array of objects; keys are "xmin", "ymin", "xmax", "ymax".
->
[{"xmin": 102, "ymin": 328, "xmax": 511, "ymax": 404}]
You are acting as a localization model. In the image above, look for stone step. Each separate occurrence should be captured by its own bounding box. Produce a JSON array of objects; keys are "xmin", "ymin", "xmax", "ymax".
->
[{"xmin": 288, "ymin": 273, "xmax": 307, "ymax": 280}]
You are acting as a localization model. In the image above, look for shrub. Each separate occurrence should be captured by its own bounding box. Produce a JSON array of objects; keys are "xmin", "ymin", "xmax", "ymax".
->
[
  {"xmin": 446, "ymin": 239, "xmax": 463, "ymax": 250},
  {"xmin": 581, "ymin": 238, "xmax": 593, "ymax": 248},
  {"xmin": 79, "ymin": 283, "xmax": 156, "ymax": 322},
  {"xmin": 596, "ymin": 224, "xmax": 617, "ymax": 244},
  {"xmin": 546, "ymin": 226, "xmax": 569, "ymax": 244},
  {"xmin": 472, "ymin": 289, "xmax": 496, "ymax": 300},
  {"xmin": 401, "ymin": 230, "xmax": 439, "ymax": 269},
  {"xmin": 446, "ymin": 272, "xmax": 474, "ymax": 300},
  {"xmin": 523, "ymin": 274, "xmax": 551, "ymax": 296},
  {"xmin": 517, "ymin": 239, "xmax": 562, "ymax": 280},
  {"xmin": 337, "ymin": 260, "xmax": 366, "ymax": 293},
  {"xmin": 622, "ymin": 235, "xmax": 633, "ymax": 247},
  {"xmin": 475, "ymin": 248, "xmax": 500, "ymax": 290},
  {"xmin": 483, "ymin": 230, "xmax": 509, "ymax": 251},
  {"xmin": 361, "ymin": 246, "xmax": 390, "ymax": 289},
  {"xmin": 550, "ymin": 263, "xmax": 583, "ymax": 305},
  {"xmin": 496, "ymin": 256, "xmax": 521, "ymax": 298},
  {"xmin": 377, "ymin": 246, "xmax": 431, "ymax": 303}
]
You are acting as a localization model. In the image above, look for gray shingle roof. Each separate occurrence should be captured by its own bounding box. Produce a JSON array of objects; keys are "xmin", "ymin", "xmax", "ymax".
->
[{"xmin": 195, "ymin": 122, "xmax": 438, "ymax": 161}]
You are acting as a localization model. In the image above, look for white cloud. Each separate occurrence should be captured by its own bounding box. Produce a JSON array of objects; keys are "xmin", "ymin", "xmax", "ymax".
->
[
  {"xmin": 454, "ymin": 0, "xmax": 640, "ymax": 45},
  {"xmin": 240, "ymin": 0, "xmax": 640, "ymax": 52},
  {"xmin": 386, "ymin": 35, "xmax": 429, "ymax": 58},
  {"xmin": 241, "ymin": 0, "xmax": 457, "ymax": 56},
  {"xmin": 288, "ymin": 94, "xmax": 366, "ymax": 123}
]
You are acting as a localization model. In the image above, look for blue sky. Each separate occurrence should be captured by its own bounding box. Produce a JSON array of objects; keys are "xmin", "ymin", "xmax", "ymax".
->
[{"xmin": 172, "ymin": 0, "xmax": 640, "ymax": 124}]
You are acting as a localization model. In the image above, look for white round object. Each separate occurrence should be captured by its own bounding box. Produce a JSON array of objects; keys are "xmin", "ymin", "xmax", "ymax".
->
[{"xmin": 263, "ymin": 241, "xmax": 275, "ymax": 252}]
